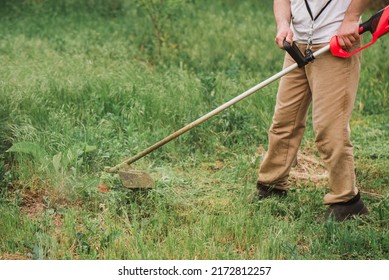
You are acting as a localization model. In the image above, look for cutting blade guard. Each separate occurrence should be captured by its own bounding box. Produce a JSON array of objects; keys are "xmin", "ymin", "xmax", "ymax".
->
[{"xmin": 330, "ymin": 5, "xmax": 389, "ymax": 58}]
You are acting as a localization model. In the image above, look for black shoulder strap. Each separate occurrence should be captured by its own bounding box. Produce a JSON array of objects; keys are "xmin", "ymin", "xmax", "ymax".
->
[{"xmin": 304, "ymin": 0, "xmax": 333, "ymax": 21}]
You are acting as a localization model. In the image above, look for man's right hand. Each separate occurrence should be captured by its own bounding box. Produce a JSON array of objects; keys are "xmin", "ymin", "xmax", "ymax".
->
[{"xmin": 275, "ymin": 24, "xmax": 294, "ymax": 49}]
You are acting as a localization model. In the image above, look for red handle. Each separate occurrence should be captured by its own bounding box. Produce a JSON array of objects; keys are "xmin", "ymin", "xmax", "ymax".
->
[{"xmin": 330, "ymin": 5, "xmax": 389, "ymax": 58}]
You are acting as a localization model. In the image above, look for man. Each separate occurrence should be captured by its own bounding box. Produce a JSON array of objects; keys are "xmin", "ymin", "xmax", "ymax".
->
[{"xmin": 256, "ymin": 0, "xmax": 371, "ymax": 221}]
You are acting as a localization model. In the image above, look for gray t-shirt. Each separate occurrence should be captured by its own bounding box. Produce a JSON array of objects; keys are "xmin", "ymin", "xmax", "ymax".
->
[{"xmin": 290, "ymin": 0, "xmax": 352, "ymax": 44}]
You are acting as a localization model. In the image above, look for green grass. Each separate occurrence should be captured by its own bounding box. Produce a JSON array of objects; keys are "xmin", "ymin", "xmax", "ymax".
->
[{"xmin": 0, "ymin": 0, "xmax": 388, "ymax": 260}]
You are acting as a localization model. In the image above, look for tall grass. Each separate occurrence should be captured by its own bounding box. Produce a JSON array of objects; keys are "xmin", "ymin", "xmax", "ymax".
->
[{"xmin": 0, "ymin": 0, "xmax": 388, "ymax": 260}]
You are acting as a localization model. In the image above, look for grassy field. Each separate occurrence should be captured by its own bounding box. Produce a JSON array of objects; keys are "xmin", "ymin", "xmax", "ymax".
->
[{"xmin": 0, "ymin": 0, "xmax": 388, "ymax": 260}]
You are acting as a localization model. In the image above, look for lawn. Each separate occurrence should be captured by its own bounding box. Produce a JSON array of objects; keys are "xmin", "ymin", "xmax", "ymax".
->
[{"xmin": 0, "ymin": 0, "xmax": 388, "ymax": 260}]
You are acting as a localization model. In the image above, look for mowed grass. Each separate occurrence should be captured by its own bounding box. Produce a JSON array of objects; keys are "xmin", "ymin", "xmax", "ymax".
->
[{"xmin": 0, "ymin": 0, "xmax": 388, "ymax": 260}]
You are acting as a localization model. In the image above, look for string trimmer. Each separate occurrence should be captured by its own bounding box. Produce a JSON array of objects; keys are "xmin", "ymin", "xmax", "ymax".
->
[{"xmin": 105, "ymin": 6, "xmax": 389, "ymax": 188}]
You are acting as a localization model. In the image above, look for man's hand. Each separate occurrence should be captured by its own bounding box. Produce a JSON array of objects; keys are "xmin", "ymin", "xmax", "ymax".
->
[
  {"xmin": 337, "ymin": 0, "xmax": 371, "ymax": 49},
  {"xmin": 337, "ymin": 19, "xmax": 360, "ymax": 49},
  {"xmin": 273, "ymin": 0, "xmax": 293, "ymax": 49},
  {"xmin": 275, "ymin": 24, "xmax": 294, "ymax": 49}
]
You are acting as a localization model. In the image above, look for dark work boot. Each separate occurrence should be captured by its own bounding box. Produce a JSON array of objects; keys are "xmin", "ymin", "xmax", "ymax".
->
[
  {"xmin": 255, "ymin": 182, "xmax": 287, "ymax": 199},
  {"xmin": 325, "ymin": 192, "xmax": 369, "ymax": 221}
]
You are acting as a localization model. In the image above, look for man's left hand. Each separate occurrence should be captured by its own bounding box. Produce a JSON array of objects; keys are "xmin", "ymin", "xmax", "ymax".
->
[{"xmin": 337, "ymin": 19, "xmax": 360, "ymax": 49}]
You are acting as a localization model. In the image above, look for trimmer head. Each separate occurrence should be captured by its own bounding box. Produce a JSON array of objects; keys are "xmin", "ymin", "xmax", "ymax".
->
[
  {"xmin": 117, "ymin": 169, "xmax": 154, "ymax": 189},
  {"xmin": 105, "ymin": 164, "xmax": 154, "ymax": 189}
]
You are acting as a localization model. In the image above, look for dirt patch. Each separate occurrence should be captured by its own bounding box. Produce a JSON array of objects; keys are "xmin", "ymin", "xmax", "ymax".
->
[
  {"xmin": 20, "ymin": 190, "xmax": 47, "ymax": 219},
  {"xmin": 0, "ymin": 252, "xmax": 30, "ymax": 260},
  {"xmin": 289, "ymin": 151, "xmax": 328, "ymax": 187},
  {"xmin": 256, "ymin": 145, "xmax": 329, "ymax": 187},
  {"xmin": 18, "ymin": 187, "xmax": 66, "ymax": 228}
]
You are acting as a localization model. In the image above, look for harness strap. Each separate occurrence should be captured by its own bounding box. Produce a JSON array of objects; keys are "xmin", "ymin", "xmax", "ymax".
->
[
  {"xmin": 304, "ymin": 0, "xmax": 333, "ymax": 21},
  {"xmin": 303, "ymin": 0, "xmax": 333, "ymax": 47}
]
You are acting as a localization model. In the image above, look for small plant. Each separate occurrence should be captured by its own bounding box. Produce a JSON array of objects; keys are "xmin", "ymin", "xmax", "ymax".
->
[{"xmin": 135, "ymin": 0, "xmax": 186, "ymax": 62}]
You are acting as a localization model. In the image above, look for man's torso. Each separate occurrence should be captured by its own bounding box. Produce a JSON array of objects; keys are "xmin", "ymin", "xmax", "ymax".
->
[{"xmin": 290, "ymin": 0, "xmax": 352, "ymax": 44}]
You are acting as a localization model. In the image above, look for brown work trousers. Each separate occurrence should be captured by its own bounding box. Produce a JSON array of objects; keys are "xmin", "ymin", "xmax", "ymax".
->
[{"xmin": 258, "ymin": 43, "xmax": 361, "ymax": 204}]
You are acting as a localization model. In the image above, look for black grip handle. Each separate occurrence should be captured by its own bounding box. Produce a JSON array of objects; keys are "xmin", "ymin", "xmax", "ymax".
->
[
  {"xmin": 283, "ymin": 40, "xmax": 310, "ymax": 68},
  {"xmin": 359, "ymin": 8, "xmax": 385, "ymax": 34}
]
